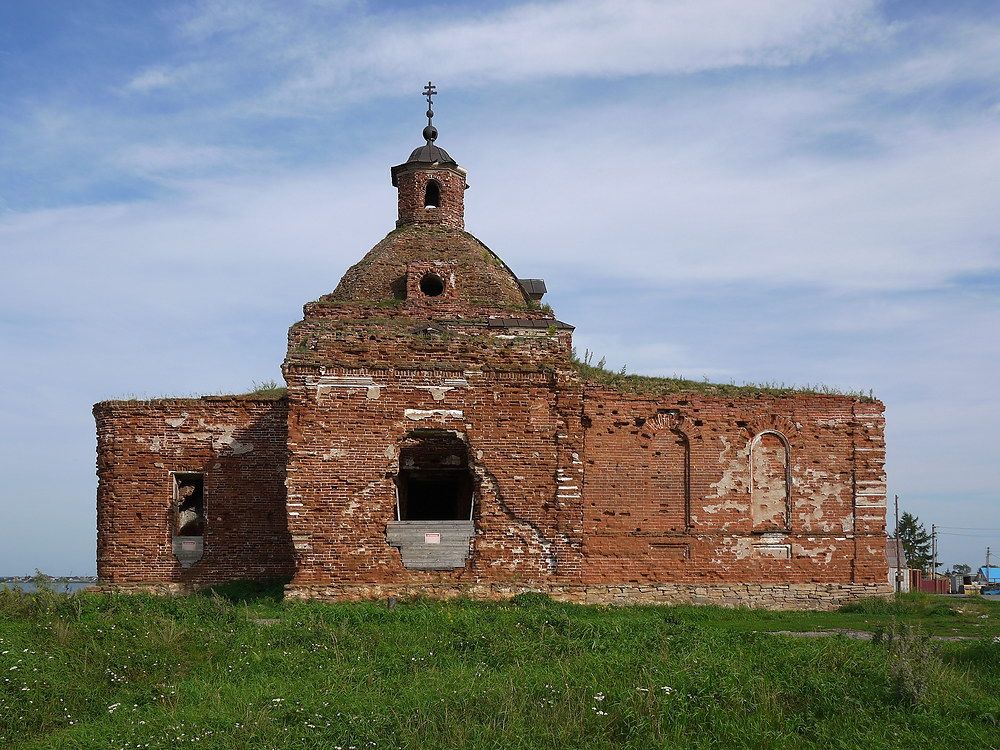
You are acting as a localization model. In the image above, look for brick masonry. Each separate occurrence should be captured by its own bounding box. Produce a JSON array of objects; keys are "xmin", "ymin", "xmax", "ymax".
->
[
  {"xmin": 93, "ymin": 134, "xmax": 890, "ymax": 609},
  {"xmin": 392, "ymin": 165, "xmax": 467, "ymax": 230},
  {"xmin": 94, "ymin": 398, "xmax": 294, "ymax": 586}
]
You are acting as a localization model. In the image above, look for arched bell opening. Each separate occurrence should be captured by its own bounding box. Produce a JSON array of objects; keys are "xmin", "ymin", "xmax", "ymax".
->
[{"xmin": 424, "ymin": 179, "xmax": 441, "ymax": 209}]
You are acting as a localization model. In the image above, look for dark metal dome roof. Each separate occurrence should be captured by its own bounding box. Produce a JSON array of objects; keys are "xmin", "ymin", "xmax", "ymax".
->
[
  {"xmin": 398, "ymin": 82, "xmax": 458, "ymax": 167},
  {"xmin": 405, "ymin": 142, "xmax": 456, "ymax": 165}
]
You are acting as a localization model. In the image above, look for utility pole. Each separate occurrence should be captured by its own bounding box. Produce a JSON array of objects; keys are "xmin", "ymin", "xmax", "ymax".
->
[
  {"xmin": 929, "ymin": 523, "xmax": 937, "ymax": 592},
  {"xmin": 894, "ymin": 495, "xmax": 902, "ymax": 593},
  {"xmin": 988, "ymin": 546, "xmax": 992, "ymax": 571}
]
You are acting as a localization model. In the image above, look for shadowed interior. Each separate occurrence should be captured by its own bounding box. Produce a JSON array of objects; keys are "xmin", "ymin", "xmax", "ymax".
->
[{"xmin": 396, "ymin": 431, "xmax": 474, "ymax": 521}]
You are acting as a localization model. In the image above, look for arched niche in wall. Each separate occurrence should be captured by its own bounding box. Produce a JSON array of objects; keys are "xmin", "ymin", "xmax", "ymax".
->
[
  {"xmin": 646, "ymin": 412, "xmax": 692, "ymax": 532},
  {"xmin": 749, "ymin": 430, "xmax": 791, "ymax": 532},
  {"xmin": 654, "ymin": 429, "xmax": 691, "ymax": 531}
]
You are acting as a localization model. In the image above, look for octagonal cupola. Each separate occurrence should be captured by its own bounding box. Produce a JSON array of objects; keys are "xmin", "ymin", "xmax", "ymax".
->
[{"xmin": 391, "ymin": 82, "xmax": 467, "ymax": 230}]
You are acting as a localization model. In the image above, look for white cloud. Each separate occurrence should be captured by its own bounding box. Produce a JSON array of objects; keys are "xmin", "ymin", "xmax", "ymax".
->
[
  {"xmin": 110, "ymin": 142, "xmax": 271, "ymax": 176},
  {"xmin": 855, "ymin": 19, "xmax": 1000, "ymax": 96},
  {"xmin": 469, "ymin": 93, "xmax": 1000, "ymax": 293},
  {"xmin": 124, "ymin": 67, "xmax": 182, "ymax": 93},
  {"xmin": 4, "ymin": 0, "xmax": 1000, "ymax": 573},
  {"xmin": 140, "ymin": 0, "xmax": 884, "ymax": 108}
]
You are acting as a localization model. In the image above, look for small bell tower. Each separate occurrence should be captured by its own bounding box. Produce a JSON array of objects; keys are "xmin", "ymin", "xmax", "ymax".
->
[{"xmin": 391, "ymin": 82, "xmax": 468, "ymax": 230}]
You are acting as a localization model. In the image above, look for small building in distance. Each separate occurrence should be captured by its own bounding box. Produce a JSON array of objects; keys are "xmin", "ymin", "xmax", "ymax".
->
[
  {"xmin": 93, "ymin": 88, "xmax": 890, "ymax": 610},
  {"xmin": 886, "ymin": 538, "xmax": 910, "ymax": 593},
  {"xmin": 976, "ymin": 567, "xmax": 1000, "ymax": 585}
]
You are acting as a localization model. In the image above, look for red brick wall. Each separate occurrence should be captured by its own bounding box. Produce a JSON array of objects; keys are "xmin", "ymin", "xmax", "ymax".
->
[
  {"xmin": 580, "ymin": 390, "xmax": 887, "ymax": 586},
  {"xmin": 93, "ymin": 151, "xmax": 889, "ymax": 607},
  {"xmin": 92, "ymin": 370, "xmax": 886, "ymax": 603},
  {"xmin": 283, "ymin": 367, "xmax": 584, "ymax": 587},
  {"xmin": 278, "ymin": 358, "xmax": 885, "ymax": 593},
  {"xmin": 394, "ymin": 166, "xmax": 466, "ymax": 230},
  {"xmin": 94, "ymin": 398, "xmax": 294, "ymax": 586}
]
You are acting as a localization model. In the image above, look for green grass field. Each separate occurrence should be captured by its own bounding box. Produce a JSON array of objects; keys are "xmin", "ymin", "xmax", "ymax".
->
[{"xmin": 2, "ymin": 585, "xmax": 998, "ymax": 749}]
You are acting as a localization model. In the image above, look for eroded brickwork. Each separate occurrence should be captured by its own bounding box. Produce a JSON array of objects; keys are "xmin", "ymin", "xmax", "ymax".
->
[
  {"xmin": 94, "ymin": 126, "xmax": 889, "ymax": 609},
  {"xmin": 393, "ymin": 166, "xmax": 466, "ymax": 230},
  {"xmin": 580, "ymin": 391, "xmax": 887, "ymax": 587},
  {"xmin": 283, "ymin": 368, "xmax": 585, "ymax": 587},
  {"xmin": 94, "ymin": 398, "xmax": 294, "ymax": 586}
]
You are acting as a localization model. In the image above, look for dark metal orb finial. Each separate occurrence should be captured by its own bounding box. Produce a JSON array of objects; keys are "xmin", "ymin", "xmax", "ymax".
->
[
  {"xmin": 395, "ymin": 80, "xmax": 456, "ymax": 168},
  {"xmin": 422, "ymin": 81, "xmax": 438, "ymax": 144}
]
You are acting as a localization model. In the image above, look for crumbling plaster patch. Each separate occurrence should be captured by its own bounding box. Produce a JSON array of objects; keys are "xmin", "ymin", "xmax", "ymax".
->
[
  {"xmin": 308, "ymin": 375, "xmax": 382, "ymax": 401},
  {"xmin": 186, "ymin": 420, "xmax": 255, "ymax": 456},
  {"xmin": 706, "ymin": 436, "xmax": 748, "ymax": 498},
  {"xmin": 794, "ymin": 541, "xmax": 837, "ymax": 564},
  {"xmin": 794, "ymin": 469, "xmax": 845, "ymax": 532},
  {"xmin": 723, "ymin": 535, "xmax": 754, "ymax": 561},
  {"xmin": 704, "ymin": 436, "xmax": 749, "ymax": 524},
  {"xmin": 404, "ymin": 409, "xmax": 464, "ymax": 421}
]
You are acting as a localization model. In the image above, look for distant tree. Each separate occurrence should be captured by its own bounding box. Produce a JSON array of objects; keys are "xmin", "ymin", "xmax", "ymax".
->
[
  {"xmin": 897, "ymin": 512, "xmax": 933, "ymax": 571},
  {"xmin": 950, "ymin": 563, "xmax": 972, "ymax": 576}
]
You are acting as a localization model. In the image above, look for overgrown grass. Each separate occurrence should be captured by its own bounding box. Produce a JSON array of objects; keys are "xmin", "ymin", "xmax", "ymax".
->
[
  {"xmin": 571, "ymin": 349, "xmax": 878, "ymax": 401},
  {"xmin": 240, "ymin": 379, "xmax": 288, "ymax": 399},
  {"xmin": 98, "ymin": 380, "xmax": 287, "ymax": 405},
  {"xmin": 696, "ymin": 590, "xmax": 1000, "ymax": 638},
  {"xmin": 1, "ymin": 589, "xmax": 996, "ymax": 749}
]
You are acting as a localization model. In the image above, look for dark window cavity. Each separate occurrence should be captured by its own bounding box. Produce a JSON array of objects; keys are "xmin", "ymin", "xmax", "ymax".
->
[
  {"xmin": 424, "ymin": 180, "xmax": 441, "ymax": 208},
  {"xmin": 419, "ymin": 272, "xmax": 445, "ymax": 297},
  {"xmin": 173, "ymin": 473, "xmax": 206, "ymax": 536},
  {"xmin": 396, "ymin": 431, "xmax": 474, "ymax": 521}
]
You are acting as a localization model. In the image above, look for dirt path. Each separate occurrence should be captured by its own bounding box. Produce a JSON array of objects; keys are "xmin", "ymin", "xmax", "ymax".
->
[{"xmin": 764, "ymin": 629, "xmax": 980, "ymax": 642}]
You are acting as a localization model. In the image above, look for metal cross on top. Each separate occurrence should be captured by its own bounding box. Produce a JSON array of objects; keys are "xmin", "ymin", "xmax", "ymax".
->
[{"xmin": 423, "ymin": 81, "xmax": 437, "ymax": 123}]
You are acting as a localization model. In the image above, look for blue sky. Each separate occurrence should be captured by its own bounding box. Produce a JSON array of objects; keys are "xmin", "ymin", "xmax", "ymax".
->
[{"xmin": 2, "ymin": 0, "xmax": 999, "ymax": 575}]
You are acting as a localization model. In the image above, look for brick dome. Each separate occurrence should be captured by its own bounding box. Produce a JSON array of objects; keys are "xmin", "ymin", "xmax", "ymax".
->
[{"xmin": 323, "ymin": 223, "xmax": 530, "ymax": 310}]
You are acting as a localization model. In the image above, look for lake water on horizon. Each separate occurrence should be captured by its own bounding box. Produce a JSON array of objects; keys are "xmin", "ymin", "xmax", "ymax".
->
[{"xmin": 1, "ymin": 581, "xmax": 94, "ymax": 594}]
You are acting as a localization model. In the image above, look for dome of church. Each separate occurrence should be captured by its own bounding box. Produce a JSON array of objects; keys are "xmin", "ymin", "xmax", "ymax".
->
[
  {"xmin": 405, "ymin": 142, "xmax": 455, "ymax": 165},
  {"xmin": 322, "ymin": 224, "xmax": 530, "ymax": 309}
]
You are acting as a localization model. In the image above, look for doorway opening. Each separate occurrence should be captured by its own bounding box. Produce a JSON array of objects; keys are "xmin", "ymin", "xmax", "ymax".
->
[{"xmin": 396, "ymin": 430, "xmax": 474, "ymax": 521}]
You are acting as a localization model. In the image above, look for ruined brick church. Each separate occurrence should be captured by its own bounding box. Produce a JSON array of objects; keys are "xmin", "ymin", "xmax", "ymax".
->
[{"xmin": 94, "ymin": 87, "xmax": 890, "ymax": 609}]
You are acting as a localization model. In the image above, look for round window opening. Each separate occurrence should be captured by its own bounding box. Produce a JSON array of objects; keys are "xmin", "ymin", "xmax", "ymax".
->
[{"xmin": 419, "ymin": 272, "xmax": 445, "ymax": 297}]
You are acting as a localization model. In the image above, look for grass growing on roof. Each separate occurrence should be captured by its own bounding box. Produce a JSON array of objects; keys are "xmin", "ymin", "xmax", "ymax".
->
[
  {"xmin": 98, "ymin": 380, "xmax": 287, "ymax": 404},
  {"xmin": 572, "ymin": 349, "xmax": 877, "ymax": 401},
  {"xmin": 239, "ymin": 379, "xmax": 287, "ymax": 399},
  {"xmin": 1, "ymin": 587, "xmax": 997, "ymax": 749}
]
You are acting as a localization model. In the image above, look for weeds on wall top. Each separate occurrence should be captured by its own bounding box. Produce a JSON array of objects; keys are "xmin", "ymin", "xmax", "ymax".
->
[{"xmin": 571, "ymin": 348, "xmax": 877, "ymax": 401}]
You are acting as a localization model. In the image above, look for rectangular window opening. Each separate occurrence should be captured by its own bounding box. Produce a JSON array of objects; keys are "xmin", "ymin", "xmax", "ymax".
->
[
  {"xmin": 173, "ymin": 472, "xmax": 205, "ymax": 536},
  {"xmin": 399, "ymin": 472, "xmax": 473, "ymax": 521}
]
